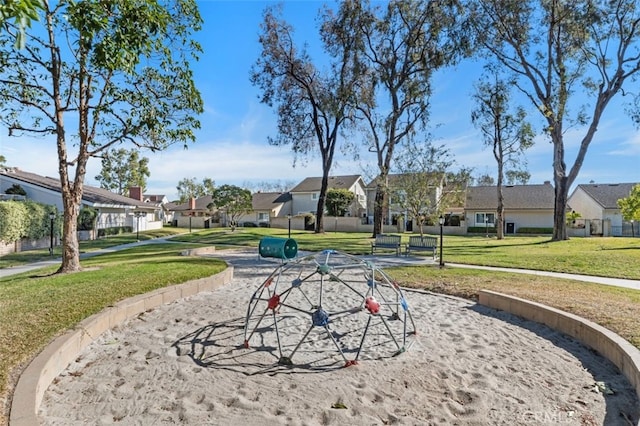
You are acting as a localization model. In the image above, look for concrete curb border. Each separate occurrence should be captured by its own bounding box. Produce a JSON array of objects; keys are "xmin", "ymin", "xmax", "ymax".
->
[
  {"xmin": 9, "ymin": 267, "xmax": 234, "ymax": 426},
  {"xmin": 479, "ymin": 290, "xmax": 640, "ymax": 402}
]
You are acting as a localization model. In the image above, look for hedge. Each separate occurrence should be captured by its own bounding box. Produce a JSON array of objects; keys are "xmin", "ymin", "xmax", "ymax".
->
[
  {"xmin": 97, "ymin": 226, "xmax": 133, "ymax": 237},
  {"xmin": 516, "ymin": 227, "xmax": 553, "ymax": 234},
  {"xmin": 0, "ymin": 201, "xmax": 58, "ymax": 244}
]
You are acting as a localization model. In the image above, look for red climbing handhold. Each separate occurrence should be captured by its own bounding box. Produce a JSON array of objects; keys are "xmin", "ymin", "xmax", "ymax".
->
[
  {"xmin": 268, "ymin": 294, "xmax": 280, "ymax": 310},
  {"xmin": 365, "ymin": 296, "xmax": 380, "ymax": 314}
]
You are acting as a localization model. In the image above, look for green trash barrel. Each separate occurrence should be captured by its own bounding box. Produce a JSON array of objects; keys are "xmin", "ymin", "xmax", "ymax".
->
[{"xmin": 259, "ymin": 237, "xmax": 298, "ymax": 260}]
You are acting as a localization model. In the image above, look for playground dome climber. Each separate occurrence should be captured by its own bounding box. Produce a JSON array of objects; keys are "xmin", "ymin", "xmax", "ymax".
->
[{"xmin": 243, "ymin": 249, "xmax": 417, "ymax": 367}]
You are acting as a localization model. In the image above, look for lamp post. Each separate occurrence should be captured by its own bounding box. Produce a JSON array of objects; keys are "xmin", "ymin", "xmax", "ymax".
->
[
  {"xmin": 287, "ymin": 214, "xmax": 292, "ymax": 238},
  {"xmin": 485, "ymin": 216, "xmax": 489, "ymax": 238},
  {"xmin": 438, "ymin": 215, "xmax": 444, "ymax": 268},
  {"xmin": 632, "ymin": 220, "xmax": 635, "ymax": 238},
  {"xmin": 134, "ymin": 211, "xmax": 147, "ymax": 241},
  {"xmin": 49, "ymin": 212, "xmax": 55, "ymax": 256}
]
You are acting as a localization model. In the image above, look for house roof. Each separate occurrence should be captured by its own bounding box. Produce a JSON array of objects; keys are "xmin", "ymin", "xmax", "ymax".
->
[
  {"xmin": 574, "ymin": 183, "xmax": 638, "ymax": 209},
  {"xmin": 170, "ymin": 195, "xmax": 214, "ymax": 211},
  {"xmin": 0, "ymin": 168, "xmax": 155, "ymax": 209},
  {"xmin": 144, "ymin": 194, "xmax": 166, "ymax": 203},
  {"xmin": 465, "ymin": 183, "xmax": 555, "ymax": 210},
  {"xmin": 252, "ymin": 192, "xmax": 291, "ymax": 211},
  {"xmin": 290, "ymin": 175, "xmax": 363, "ymax": 193}
]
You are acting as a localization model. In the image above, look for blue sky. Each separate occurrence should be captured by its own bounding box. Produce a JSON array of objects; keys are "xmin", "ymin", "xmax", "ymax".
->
[{"xmin": 1, "ymin": 0, "xmax": 639, "ymax": 201}]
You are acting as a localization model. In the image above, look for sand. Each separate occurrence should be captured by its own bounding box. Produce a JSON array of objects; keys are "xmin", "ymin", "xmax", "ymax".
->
[{"xmin": 38, "ymin": 249, "xmax": 639, "ymax": 425}]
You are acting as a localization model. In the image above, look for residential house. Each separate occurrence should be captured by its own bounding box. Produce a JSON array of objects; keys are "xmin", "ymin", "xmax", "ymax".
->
[
  {"xmin": 236, "ymin": 192, "xmax": 292, "ymax": 226},
  {"xmin": 289, "ymin": 175, "xmax": 367, "ymax": 218},
  {"xmin": 0, "ymin": 167, "xmax": 160, "ymax": 236},
  {"xmin": 168, "ymin": 195, "xmax": 215, "ymax": 228},
  {"xmin": 464, "ymin": 182, "xmax": 555, "ymax": 234},
  {"xmin": 139, "ymin": 192, "xmax": 172, "ymax": 224},
  {"xmin": 567, "ymin": 182, "xmax": 639, "ymax": 237}
]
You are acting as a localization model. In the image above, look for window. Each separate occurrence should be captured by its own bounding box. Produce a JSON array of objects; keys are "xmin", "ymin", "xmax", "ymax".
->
[
  {"xmin": 475, "ymin": 212, "xmax": 495, "ymax": 226},
  {"xmin": 312, "ymin": 192, "xmax": 318, "ymax": 200},
  {"xmin": 258, "ymin": 212, "xmax": 268, "ymax": 221}
]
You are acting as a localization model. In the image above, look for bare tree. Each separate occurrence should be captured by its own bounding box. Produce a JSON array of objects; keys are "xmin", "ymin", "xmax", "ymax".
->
[
  {"xmin": 251, "ymin": 4, "xmax": 362, "ymax": 233},
  {"xmin": 471, "ymin": 73, "xmax": 534, "ymax": 239},
  {"xmin": 0, "ymin": 0, "xmax": 203, "ymax": 272},
  {"xmin": 471, "ymin": 0, "xmax": 640, "ymax": 240},
  {"xmin": 391, "ymin": 141, "xmax": 453, "ymax": 236},
  {"xmin": 346, "ymin": 0, "xmax": 469, "ymax": 236},
  {"xmin": 243, "ymin": 179, "xmax": 296, "ymax": 193}
]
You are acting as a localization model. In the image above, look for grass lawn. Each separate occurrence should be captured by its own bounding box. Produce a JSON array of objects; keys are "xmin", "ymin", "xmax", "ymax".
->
[
  {"xmin": 0, "ymin": 227, "xmax": 194, "ymax": 269},
  {"xmin": 173, "ymin": 227, "xmax": 640, "ymax": 279},
  {"xmin": 0, "ymin": 239, "xmax": 224, "ymax": 423},
  {"xmin": 1, "ymin": 226, "xmax": 639, "ymax": 424}
]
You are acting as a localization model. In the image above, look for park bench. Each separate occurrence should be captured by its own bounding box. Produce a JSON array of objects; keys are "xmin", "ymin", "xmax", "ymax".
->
[
  {"xmin": 405, "ymin": 235, "xmax": 437, "ymax": 259},
  {"xmin": 371, "ymin": 234, "xmax": 402, "ymax": 256}
]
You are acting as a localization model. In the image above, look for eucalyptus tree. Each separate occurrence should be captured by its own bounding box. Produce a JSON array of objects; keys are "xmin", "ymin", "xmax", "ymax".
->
[
  {"xmin": 471, "ymin": 0, "xmax": 640, "ymax": 240},
  {"xmin": 0, "ymin": 0, "xmax": 203, "ymax": 273},
  {"xmin": 176, "ymin": 177, "xmax": 215, "ymax": 203},
  {"xmin": 505, "ymin": 170, "xmax": 530, "ymax": 185},
  {"xmin": 95, "ymin": 148, "xmax": 151, "ymax": 196},
  {"xmin": 251, "ymin": 3, "xmax": 363, "ymax": 233},
  {"xmin": 344, "ymin": 0, "xmax": 469, "ymax": 236},
  {"xmin": 471, "ymin": 73, "xmax": 534, "ymax": 239}
]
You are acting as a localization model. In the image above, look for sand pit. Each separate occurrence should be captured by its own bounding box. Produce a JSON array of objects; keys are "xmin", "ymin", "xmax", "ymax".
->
[{"xmin": 38, "ymin": 250, "xmax": 639, "ymax": 425}]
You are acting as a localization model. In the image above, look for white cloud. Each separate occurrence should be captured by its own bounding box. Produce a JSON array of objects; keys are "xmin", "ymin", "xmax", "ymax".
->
[{"xmin": 606, "ymin": 132, "xmax": 640, "ymax": 156}]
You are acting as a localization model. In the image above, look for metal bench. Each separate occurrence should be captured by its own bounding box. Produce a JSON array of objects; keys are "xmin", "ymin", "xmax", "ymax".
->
[
  {"xmin": 371, "ymin": 234, "xmax": 401, "ymax": 256},
  {"xmin": 405, "ymin": 235, "xmax": 437, "ymax": 259}
]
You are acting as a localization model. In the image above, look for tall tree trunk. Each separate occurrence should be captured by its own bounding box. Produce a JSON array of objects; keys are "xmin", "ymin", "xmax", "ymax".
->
[
  {"xmin": 496, "ymin": 161, "xmax": 504, "ymax": 240},
  {"xmin": 372, "ymin": 182, "xmax": 386, "ymax": 237},
  {"xmin": 496, "ymin": 193, "xmax": 504, "ymax": 240},
  {"xmin": 59, "ymin": 193, "xmax": 82, "ymax": 273},
  {"xmin": 553, "ymin": 176, "xmax": 569, "ymax": 241},
  {"xmin": 315, "ymin": 174, "xmax": 329, "ymax": 233},
  {"xmin": 551, "ymin": 128, "xmax": 570, "ymax": 241}
]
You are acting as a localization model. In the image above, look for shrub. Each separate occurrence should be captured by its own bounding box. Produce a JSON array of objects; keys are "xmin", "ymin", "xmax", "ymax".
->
[
  {"xmin": 0, "ymin": 200, "xmax": 58, "ymax": 243},
  {"xmin": 78, "ymin": 207, "xmax": 98, "ymax": 231},
  {"xmin": 466, "ymin": 226, "xmax": 496, "ymax": 234},
  {"xmin": 516, "ymin": 227, "xmax": 553, "ymax": 234},
  {"xmin": 97, "ymin": 226, "xmax": 132, "ymax": 237},
  {"xmin": 5, "ymin": 184, "xmax": 26, "ymax": 196}
]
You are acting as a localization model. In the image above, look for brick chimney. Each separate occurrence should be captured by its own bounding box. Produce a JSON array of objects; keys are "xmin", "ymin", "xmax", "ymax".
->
[
  {"xmin": 129, "ymin": 186, "xmax": 143, "ymax": 201},
  {"xmin": 189, "ymin": 197, "xmax": 196, "ymax": 210}
]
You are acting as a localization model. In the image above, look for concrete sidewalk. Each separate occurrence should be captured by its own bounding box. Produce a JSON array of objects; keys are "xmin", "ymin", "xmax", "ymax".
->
[
  {"xmin": 2, "ymin": 244, "xmax": 640, "ymax": 291},
  {"xmin": 446, "ymin": 262, "xmax": 640, "ymax": 291}
]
